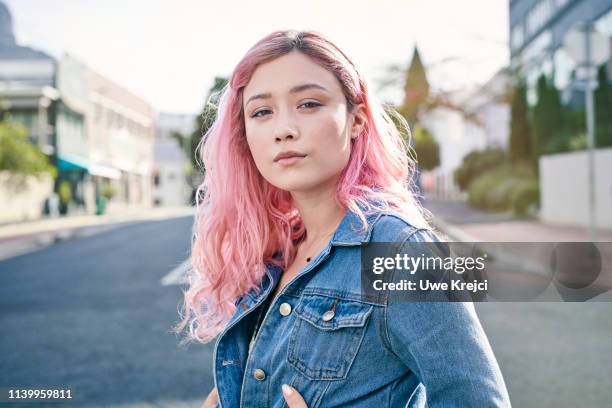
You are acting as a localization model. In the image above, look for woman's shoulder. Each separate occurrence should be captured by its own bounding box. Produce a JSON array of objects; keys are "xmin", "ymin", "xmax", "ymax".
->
[{"xmin": 368, "ymin": 209, "xmax": 443, "ymax": 244}]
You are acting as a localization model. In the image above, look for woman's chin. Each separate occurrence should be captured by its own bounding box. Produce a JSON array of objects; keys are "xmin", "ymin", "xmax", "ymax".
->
[{"xmin": 270, "ymin": 179, "xmax": 323, "ymax": 194}]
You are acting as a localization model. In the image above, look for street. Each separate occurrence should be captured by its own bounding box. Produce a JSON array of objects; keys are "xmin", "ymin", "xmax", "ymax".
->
[
  {"xmin": 1, "ymin": 213, "xmax": 612, "ymax": 407},
  {"xmin": 0, "ymin": 216, "xmax": 213, "ymax": 408},
  {"xmin": 476, "ymin": 302, "xmax": 612, "ymax": 407},
  {"xmin": 429, "ymin": 197, "xmax": 612, "ymax": 406}
]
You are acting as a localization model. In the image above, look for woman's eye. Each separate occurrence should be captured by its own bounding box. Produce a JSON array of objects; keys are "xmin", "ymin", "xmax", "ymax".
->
[
  {"xmin": 250, "ymin": 102, "xmax": 320, "ymax": 118},
  {"xmin": 251, "ymin": 109, "xmax": 271, "ymax": 118},
  {"xmin": 299, "ymin": 101, "xmax": 322, "ymax": 109}
]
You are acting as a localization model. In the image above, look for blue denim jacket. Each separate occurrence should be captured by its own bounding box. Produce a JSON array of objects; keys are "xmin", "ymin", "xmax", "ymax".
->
[{"xmin": 212, "ymin": 206, "xmax": 511, "ymax": 407}]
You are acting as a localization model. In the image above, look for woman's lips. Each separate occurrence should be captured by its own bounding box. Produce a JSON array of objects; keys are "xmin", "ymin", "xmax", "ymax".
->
[{"xmin": 276, "ymin": 155, "xmax": 307, "ymax": 166}]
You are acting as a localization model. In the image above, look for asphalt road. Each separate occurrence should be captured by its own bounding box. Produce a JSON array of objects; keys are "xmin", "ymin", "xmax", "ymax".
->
[
  {"xmin": 476, "ymin": 301, "xmax": 612, "ymax": 408},
  {"xmin": 0, "ymin": 216, "xmax": 213, "ymax": 408},
  {"xmin": 1, "ymin": 216, "xmax": 611, "ymax": 407}
]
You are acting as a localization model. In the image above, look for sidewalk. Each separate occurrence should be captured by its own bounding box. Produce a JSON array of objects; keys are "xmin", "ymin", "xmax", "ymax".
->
[
  {"xmin": 425, "ymin": 197, "xmax": 612, "ymax": 242},
  {"xmin": 0, "ymin": 206, "xmax": 195, "ymax": 261}
]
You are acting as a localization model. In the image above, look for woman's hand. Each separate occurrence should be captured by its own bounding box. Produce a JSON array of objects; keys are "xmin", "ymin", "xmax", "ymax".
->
[
  {"xmin": 200, "ymin": 387, "xmax": 219, "ymax": 408},
  {"xmin": 200, "ymin": 384, "xmax": 306, "ymax": 407},
  {"xmin": 282, "ymin": 384, "xmax": 308, "ymax": 408}
]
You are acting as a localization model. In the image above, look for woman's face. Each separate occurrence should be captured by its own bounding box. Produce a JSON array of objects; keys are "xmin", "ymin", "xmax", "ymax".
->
[{"xmin": 243, "ymin": 51, "xmax": 365, "ymax": 193}]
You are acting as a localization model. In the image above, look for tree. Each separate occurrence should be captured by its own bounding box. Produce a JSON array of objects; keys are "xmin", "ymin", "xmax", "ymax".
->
[
  {"xmin": 0, "ymin": 119, "xmax": 56, "ymax": 189},
  {"xmin": 189, "ymin": 76, "xmax": 229, "ymax": 171},
  {"xmin": 509, "ymin": 78, "xmax": 532, "ymax": 164},
  {"xmin": 401, "ymin": 46, "xmax": 430, "ymax": 126},
  {"xmin": 595, "ymin": 64, "xmax": 612, "ymax": 148},
  {"xmin": 187, "ymin": 77, "xmax": 229, "ymax": 204},
  {"xmin": 411, "ymin": 124, "xmax": 440, "ymax": 171},
  {"xmin": 392, "ymin": 48, "xmax": 440, "ymax": 174},
  {"xmin": 531, "ymin": 73, "xmax": 564, "ymax": 170}
]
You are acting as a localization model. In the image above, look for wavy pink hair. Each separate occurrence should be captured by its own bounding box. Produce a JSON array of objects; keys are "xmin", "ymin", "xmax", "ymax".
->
[{"xmin": 174, "ymin": 30, "xmax": 433, "ymax": 345}]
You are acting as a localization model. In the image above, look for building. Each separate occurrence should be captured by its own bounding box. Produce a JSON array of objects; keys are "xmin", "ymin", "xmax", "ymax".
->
[
  {"xmin": 153, "ymin": 112, "xmax": 195, "ymax": 207},
  {"xmin": 417, "ymin": 88, "xmax": 476, "ymax": 200},
  {"xmin": 461, "ymin": 68, "xmax": 512, "ymax": 151},
  {"xmin": 510, "ymin": 0, "xmax": 612, "ymax": 104},
  {"xmin": 0, "ymin": 1, "xmax": 57, "ymax": 156},
  {"xmin": 510, "ymin": 0, "xmax": 612, "ymax": 229},
  {"xmin": 0, "ymin": 1, "xmax": 59, "ymax": 221},
  {"xmin": 87, "ymin": 66, "xmax": 155, "ymax": 213},
  {"xmin": 152, "ymin": 138, "xmax": 191, "ymax": 207},
  {"xmin": 156, "ymin": 112, "xmax": 196, "ymax": 141},
  {"xmin": 0, "ymin": 1, "xmax": 155, "ymax": 218}
]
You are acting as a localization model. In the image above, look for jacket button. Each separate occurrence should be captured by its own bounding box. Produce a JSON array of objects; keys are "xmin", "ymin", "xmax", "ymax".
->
[
  {"xmin": 253, "ymin": 368, "xmax": 266, "ymax": 381},
  {"xmin": 322, "ymin": 310, "xmax": 335, "ymax": 321},
  {"xmin": 279, "ymin": 302, "xmax": 292, "ymax": 316}
]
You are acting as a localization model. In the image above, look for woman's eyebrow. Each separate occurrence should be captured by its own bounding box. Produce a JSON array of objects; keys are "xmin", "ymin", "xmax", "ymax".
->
[{"xmin": 244, "ymin": 83, "xmax": 329, "ymax": 107}]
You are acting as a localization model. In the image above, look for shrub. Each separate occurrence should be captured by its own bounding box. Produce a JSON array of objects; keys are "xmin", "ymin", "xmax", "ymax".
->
[
  {"xmin": 101, "ymin": 184, "xmax": 117, "ymax": 201},
  {"xmin": 467, "ymin": 164, "xmax": 538, "ymax": 214},
  {"xmin": 511, "ymin": 180, "xmax": 540, "ymax": 216},
  {"xmin": 58, "ymin": 180, "xmax": 72, "ymax": 206},
  {"xmin": 455, "ymin": 148, "xmax": 508, "ymax": 191},
  {"xmin": 487, "ymin": 177, "xmax": 524, "ymax": 211}
]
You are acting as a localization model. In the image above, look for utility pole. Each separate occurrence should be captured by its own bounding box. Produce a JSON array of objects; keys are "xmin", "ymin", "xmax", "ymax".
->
[{"xmin": 563, "ymin": 21, "xmax": 609, "ymax": 242}]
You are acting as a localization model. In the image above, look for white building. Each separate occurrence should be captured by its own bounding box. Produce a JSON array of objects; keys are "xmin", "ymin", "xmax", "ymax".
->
[
  {"xmin": 153, "ymin": 113, "xmax": 195, "ymax": 206},
  {"xmin": 461, "ymin": 68, "xmax": 511, "ymax": 151},
  {"xmin": 153, "ymin": 139, "xmax": 191, "ymax": 206},
  {"xmin": 418, "ymin": 69, "xmax": 512, "ymax": 199},
  {"xmin": 87, "ymin": 64, "xmax": 156, "ymax": 212}
]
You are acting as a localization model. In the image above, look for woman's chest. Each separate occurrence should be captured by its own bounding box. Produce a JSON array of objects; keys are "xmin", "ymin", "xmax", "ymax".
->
[
  {"xmin": 215, "ymin": 259, "xmax": 403, "ymax": 408},
  {"xmin": 269, "ymin": 259, "xmax": 303, "ymax": 300}
]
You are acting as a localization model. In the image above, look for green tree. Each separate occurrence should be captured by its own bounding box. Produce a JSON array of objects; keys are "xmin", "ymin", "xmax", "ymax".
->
[
  {"xmin": 411, "ymin": 124, "xmax": 440, "ymax": 171},
  {"xmin": 388, "ymin": 105, "xmax": 440, "ymax": 172},
  {"xmin": 509, "ymin": 78, "xmax": 532, "ymax": 164},
  {"xmin": 531, "ymin": 73, "xmax": 564, "ymax": 170},
  {"xmin": 595, "ymin": 64, "xmax": 612, "ymax": 148},
  {"xmin": 0, "ymin": 119, "xmax": 56, "ymax": 189},
  {"xmin": 189, "ymin": 76, "xmax": 229, "ymax": 171}
]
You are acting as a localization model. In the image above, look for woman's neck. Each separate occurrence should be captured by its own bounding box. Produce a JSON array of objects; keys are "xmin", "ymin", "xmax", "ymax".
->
[{"xmin": 291, "ymin": 185, "xmax": 346, "ymax": 242}]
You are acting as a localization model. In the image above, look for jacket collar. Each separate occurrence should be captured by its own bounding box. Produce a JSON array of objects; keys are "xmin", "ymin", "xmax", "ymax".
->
[
  {"xmin": 241, "ymin": 201, "xmax": 382, "ymax": 306},
  {"xmin": 330, "ymin": 203, "xmax": 382, "ymax": 246}
]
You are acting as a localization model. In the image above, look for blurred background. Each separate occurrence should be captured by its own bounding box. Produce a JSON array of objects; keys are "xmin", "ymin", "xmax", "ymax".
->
[{"xmin": 0, "ymin": 0, "xmax": 611, "ymax": 407}]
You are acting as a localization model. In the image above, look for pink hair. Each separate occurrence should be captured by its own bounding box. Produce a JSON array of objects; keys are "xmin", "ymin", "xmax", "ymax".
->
[{"xmin": 173, "ymin": 30, "xmax": 433, "ymax": 345}]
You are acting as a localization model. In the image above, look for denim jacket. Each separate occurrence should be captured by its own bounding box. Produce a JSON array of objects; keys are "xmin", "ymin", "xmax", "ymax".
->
[{"xmin": 212, "ymin": 206, "xmax": 511, "ymax": 407}]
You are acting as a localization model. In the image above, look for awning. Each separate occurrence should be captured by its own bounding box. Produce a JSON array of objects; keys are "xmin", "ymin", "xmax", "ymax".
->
[
  {"xmin": 57, "ymin": 154, "xmax": 88, "ymax": 172},
  {"xmin": 57, "ymin": 153, "xmax": 121, "ymax": 179},
  {"xmin": 89, "ymin": 163, "xmax": 121, "ymax": 179}
]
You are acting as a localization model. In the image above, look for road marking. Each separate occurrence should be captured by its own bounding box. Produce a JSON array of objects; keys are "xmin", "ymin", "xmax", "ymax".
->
[{"xmin": 160, "ymin": 258, "xmax": 192, "ymax": 286}]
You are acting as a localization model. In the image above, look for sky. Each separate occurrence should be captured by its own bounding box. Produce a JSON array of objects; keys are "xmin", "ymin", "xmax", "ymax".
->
[{"xmin": 4, "ymin": 0, "xmax": 509, "ymax": 115}]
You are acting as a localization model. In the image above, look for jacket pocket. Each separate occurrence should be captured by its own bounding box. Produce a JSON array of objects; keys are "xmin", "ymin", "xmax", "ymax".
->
[{"xmin": 287, "ymin": 293, "xmax": 374, "ymax": 380}]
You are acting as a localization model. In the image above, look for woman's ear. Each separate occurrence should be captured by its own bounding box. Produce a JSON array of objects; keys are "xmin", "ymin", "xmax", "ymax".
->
[{"xmin": 350, "ymin": 104, "xmax": 367, "ymax": 141}]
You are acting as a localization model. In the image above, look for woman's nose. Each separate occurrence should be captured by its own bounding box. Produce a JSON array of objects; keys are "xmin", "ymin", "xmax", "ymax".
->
[{"xmin": 273, "ymin": 110, "xmax": 299, "ymax": 142}]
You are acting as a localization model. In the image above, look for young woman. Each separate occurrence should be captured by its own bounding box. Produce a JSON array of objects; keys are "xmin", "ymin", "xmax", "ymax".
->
[{"xmin": 175, "ymin": 30, "xmax": 511, "ymax": 408}]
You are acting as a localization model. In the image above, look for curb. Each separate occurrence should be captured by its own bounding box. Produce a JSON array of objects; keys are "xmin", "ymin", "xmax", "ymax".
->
[
  {"xmin": 431, "ymin": 216, "xmax": 481, "ymax": 242},
  {"xmin": 0, "ymin": 207, "xmax": 195, "ymax": 262},
  {"xmin": 0, "ymin": 207, "xmax": 195, "ymax": 240}
]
